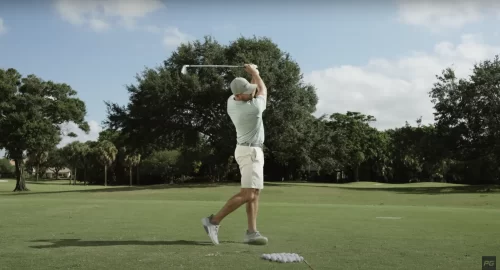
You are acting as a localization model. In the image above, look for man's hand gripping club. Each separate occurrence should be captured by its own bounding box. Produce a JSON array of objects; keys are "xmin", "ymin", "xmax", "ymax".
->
[{"xmin": 244, "ymin": 64, "xmax": 267, "ymax": 99}]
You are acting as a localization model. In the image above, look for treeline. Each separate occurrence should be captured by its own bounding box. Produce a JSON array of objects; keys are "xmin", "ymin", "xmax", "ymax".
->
[{"xmin": 1, "ymin": 36, "xmax": 499, "ymax": 191}]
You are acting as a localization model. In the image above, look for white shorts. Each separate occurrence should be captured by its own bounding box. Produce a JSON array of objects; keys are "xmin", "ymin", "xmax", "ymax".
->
[{"xmin": 234, "ymin": 145, "xmax": 264, "ymax": 189}]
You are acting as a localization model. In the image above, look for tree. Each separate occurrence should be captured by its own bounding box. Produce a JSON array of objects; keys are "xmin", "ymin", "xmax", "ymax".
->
[
  {"xmin": 123, "ymin": 151, "xmax": 141, "ymax": 186},
  {"xmin": 46, "ymin": 148, "xmax": 67, "ymax": 179},
  {"xmin": 429, "ymin": 55, "xmax": 500, "ymax": 184},
  {"xmin": 24, "ymin": 118, "xmax": 60, "ymax": 181},
  {"xmin": 27, "ymin": 150, "xmax": 49, "ymax": 181},
  {"xmin": 105, "ymin": 36, "xmax": 318, "ymax": 181},
  {"xmin": 61, "ymin": 141, "xmax": 88, "ymax": 185},
  {"xmin": 176, "ymin": 142, "xmax": 216, "ymax": 182},
  {"xmin": 79, "ymin": 142, "xmax": 93, "ymax": 185},
  {"xmin": 141, "ymin": 150, "xmax": 181, "ymax": 184},
  {"xmin": 325, "ymin": 112, "xmax": 379, "ymax": 182},
  {"xmin": 0, "ymin": 158, "xmax": 14, "ymax": 178},
  {"xmin": 97, "ymin": 129, "xmax": 128, "ymax": 185},
  {"xmin": 307, "ymin": 116, "xmax": 340, "ymax": 180},
  {"xmin": 0, "ymin": 68, "xmax": 89, "ymax": 191},
  {"xmin": 367, "ymin": 130, "xmax": 393, "ymax": 182},
  {"xmin": 94, "ymin": 140, "xmax": 118, "ymax": 186},
  {"xmin": 386, "ymin": 122, "xmax": 427, "ymax": 183}
]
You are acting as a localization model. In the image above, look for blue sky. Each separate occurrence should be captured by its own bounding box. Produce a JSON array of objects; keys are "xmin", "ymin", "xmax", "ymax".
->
[{"xmin": 1, "ymin": 0, "xmax": 500, "ymax": 150}]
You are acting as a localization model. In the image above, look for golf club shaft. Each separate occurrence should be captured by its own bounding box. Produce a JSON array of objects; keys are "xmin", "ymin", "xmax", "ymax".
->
[{"xmin": 186, "ymin": 65, "xmax": 243, "ymax": 68}]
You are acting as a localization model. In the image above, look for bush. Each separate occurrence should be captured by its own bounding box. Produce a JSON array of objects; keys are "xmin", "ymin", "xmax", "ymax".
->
[{"xmin": 0, "ymin": 158, "xmax": 15, "ymax": 178}]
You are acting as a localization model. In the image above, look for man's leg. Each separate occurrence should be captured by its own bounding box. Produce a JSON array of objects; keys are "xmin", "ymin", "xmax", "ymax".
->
[
  {"xmin": 217, "ymin": 145, "xmax": 257, "ymax": 226},
  {"xmin": 246, "ymin": 189, "xmax": 260, "ymax": 232},
  {"xmin": 243, "ymin": 147, "xmax": 267, "ymax": 245},
  {"xmin": 202, "ymin": 146, "xmax": 255, "ymax": 245},
  {"xmin": 243, "ymin": 189, "xmax": 267, "ymax": 245},
  {"xmin": 211, "ymin": 188, "xmax": 255, "ymax": 225},
  {"xmin": 247, "ymin": 146, "xmax": 264, "ymax": 233},
  {"xmin": 202, "ymin": 188, "xmax": 255, "ymax": 245},
  {"xmin": 202, "ymin": 145, "xmax": 266, "ymax": 245}
]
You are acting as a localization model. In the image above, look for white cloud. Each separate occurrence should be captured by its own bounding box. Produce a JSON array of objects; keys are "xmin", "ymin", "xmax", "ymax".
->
[
  {"xmin": 88, "ymin": 18, "xmax": 110, "ymax": 32},
  {"xmin": 397, "ymin": 0, "xmax": 500, "ymax": 30},
  {"xmin": 162, "ymin": 27, "xmax": 193, "ymax": 49},
  {"xmin": 58, "ymin": 120, "xmax": 102, "ymax": 147},
  {"xmin": 54, "ymin": 0, "xmax": 164, "ymax": 32},
  {"xmin": 144, "ymin": 25, "xmax": 194, "ymax": 49},
  {"xmin": 0, "ymin": 17, "xmax": 7, "ymax": 35},
  {"xmin": 304, "ymin": 33, "xmax": 500, "ymax": 130}
]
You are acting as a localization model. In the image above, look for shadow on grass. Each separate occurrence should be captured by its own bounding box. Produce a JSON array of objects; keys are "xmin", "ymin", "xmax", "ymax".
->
[
  {"xmin": 30, "ymin": 239, "xmax": 238, "ymax": 249},
  {"xmin": 335, "ymin": 185, "xmax": 500, "ymax": 194},
  {"xmin": 263, "ymin": 182, "xmax": 307, "ymax": 188},
  {"xmin": 4, "ymin": 182, "xmax": 240, "ymax": 196},
  {"xmin": 264, "ymin": 182, "xmax": 500, "ymax": 194}
]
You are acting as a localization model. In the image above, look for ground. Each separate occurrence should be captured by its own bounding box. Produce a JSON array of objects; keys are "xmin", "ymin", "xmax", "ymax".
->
[{"xmin": 0, "ymin": 180, "xmax": 499, "ymax": 270}]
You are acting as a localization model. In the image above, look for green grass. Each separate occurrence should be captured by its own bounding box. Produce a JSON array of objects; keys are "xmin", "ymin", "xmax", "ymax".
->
[{"xmin": 0, "ymin": 179, "xmax": 499, "ymax": 270}]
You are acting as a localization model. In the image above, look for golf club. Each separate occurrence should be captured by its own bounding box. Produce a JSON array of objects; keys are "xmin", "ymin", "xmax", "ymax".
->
[{"xmin": 181, "ymin": 64, "xmax": 257, "ymax": 75}]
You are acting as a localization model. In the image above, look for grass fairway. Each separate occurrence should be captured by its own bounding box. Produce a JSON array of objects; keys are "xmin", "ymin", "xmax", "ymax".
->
[{"xmin": 0, "ymin": 180, "xmax": 499, "ymax": 270}]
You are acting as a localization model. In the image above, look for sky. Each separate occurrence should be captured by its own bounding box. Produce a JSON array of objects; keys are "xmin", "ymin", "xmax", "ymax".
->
[{"xmin": 1, "ymin": 0, "xmax": 500, "ymax": 153}]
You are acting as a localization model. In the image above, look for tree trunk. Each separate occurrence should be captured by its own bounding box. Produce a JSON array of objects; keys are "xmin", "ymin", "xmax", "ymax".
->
[
  {"xmin": 73, "ymin": 167, "xmax": 77, "ymax": 185},
  {"xmin": 104, "ymin": 165, "xmax": 107, "ymax": 186},
  {"xmin": 83, "ymin": 168, "xmax": 87, "ymax": 186},
  {"xmin": 36, "ymin": 164, "xmax": 40, "ymax": 182},
  {"xmin": 129, "ymin": 167, "xmax": 132, "ymax": 186},
  {"xmin": 137, "ymin": 166, "xmax": 140, "ymax": 185},
  {"xmin": 13, "ymin": 159, "xmax": 29, "ymax": 192},
  {"xmin": 354, "ymin": 165, "xmax": 360, "ymax": 182}
]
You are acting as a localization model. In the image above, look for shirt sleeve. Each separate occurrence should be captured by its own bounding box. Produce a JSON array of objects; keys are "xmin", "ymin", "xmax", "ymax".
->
[{"xmin": 252, "ymin": 95, "xmax": 267, "ymax": 113}]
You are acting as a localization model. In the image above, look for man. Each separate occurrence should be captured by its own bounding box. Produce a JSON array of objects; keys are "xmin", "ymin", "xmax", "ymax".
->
[{"xmin": 201, "ymin": 64, "xmax": 268, "ymax": 245}]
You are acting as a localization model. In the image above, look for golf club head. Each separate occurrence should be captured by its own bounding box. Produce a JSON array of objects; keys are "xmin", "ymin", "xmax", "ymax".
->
[{"xmin": 181, "ymin": 65, "xmax": 188, "ymax": 75}]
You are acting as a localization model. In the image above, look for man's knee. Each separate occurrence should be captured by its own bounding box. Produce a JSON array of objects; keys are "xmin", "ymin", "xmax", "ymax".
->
[
  {"xmin": 252, "ymin": 189, "xmax": 260, "ymax": 200},
  {"xmin": 240, "ymin": 188, "xmax": 260, "ymax": 202}
]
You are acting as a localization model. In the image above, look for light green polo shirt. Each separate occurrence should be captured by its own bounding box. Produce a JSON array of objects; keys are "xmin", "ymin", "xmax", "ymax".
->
[{"xmin": 227, "ymin": 95, "xmax": 267, "ymax": 145}]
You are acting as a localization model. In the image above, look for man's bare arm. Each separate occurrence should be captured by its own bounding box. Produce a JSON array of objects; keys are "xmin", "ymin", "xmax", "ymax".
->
[
  {"xmin": 245, "ymin": 64, "xmax": 267, "ymax": 99},
  {"xmin": 251, "ymin": 73, "xmax": 267, "ymax": 99},
  {"xmin": 247, "ymin": 65, "xmax": 267, "ymax": 100}
]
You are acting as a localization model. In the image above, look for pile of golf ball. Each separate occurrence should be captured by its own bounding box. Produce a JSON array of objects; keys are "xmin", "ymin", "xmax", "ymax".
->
[{"xmin": 261, "ymin": 253, "xmax": 304, "ymax": 263}]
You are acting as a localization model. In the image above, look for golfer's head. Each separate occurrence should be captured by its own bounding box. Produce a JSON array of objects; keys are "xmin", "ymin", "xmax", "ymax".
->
[{"xmin": 230, "ymin": 77, "xmax": 257, "ymax": 101}]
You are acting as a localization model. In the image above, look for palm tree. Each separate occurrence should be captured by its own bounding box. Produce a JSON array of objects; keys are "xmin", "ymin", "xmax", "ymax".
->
[
  {"xmin": 94, "ymin": 140, "xmax": 118, "ymax": 186},
  {"xmin": 62, "ymin": 141, "xmax": 89, "ymax": 185},
  {"xmin": 124, "ymin": 153, "xmax": 141, "ymax": 186},
  {"xmin": 79, "ymin": 142, "xmax": 93, "ymax": 185}
]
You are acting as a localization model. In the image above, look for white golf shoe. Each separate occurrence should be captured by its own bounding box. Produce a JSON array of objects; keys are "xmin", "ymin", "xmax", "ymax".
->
[
  {"xmin": 201, "ymin": 215, "xmax": 220, "ymax": 245},
  {"xmin": 244, "ymin": 230, "xmax": 268, "ymax": 245}
]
